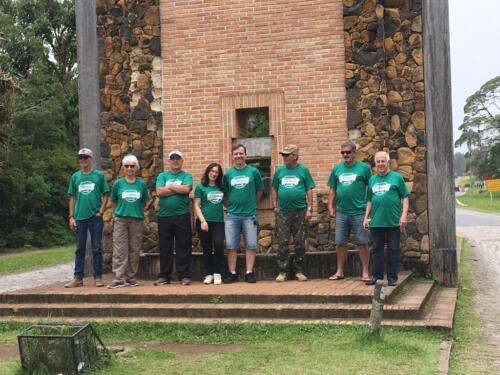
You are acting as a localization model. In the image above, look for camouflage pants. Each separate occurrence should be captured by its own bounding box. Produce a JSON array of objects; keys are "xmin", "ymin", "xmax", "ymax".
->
[{"xmin": 276, "ymin": 208, "xmax": 307, "ymax": 273}]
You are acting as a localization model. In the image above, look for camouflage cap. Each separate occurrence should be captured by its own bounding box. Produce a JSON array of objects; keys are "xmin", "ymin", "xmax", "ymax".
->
[{"xmin": 279, "ymin": 144, "xmax": 299, "ymax": 155}]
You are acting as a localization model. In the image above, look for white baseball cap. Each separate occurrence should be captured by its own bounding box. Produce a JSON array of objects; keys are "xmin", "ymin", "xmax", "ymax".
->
[
  {"xmin": 168, "ymin": 150, "xmax": 183, "ymax": 158},
  {"xmin": 78, "ymin": 148, "xmax": 93, "ymax": 157}
]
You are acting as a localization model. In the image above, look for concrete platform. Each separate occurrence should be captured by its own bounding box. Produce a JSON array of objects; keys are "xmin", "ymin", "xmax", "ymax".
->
[{"xmin": 0, "ymin": 271, "xmax": 457, "ymax": 331}]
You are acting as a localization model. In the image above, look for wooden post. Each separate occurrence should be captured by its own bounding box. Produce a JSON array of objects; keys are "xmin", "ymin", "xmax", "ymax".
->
[
  {"xmin": 369, "ymin": 280, "xmax": 386, "ymax": 336},
  {"xmin": 423, "ymin": 0, "xmax": 458, "ymax": 286},
  {"xmin": 75, "ymin": 0, "xmax": 101, "ymax": 277}
]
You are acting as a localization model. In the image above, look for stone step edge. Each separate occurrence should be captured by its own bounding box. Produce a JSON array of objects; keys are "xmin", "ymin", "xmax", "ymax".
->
[
  {"xmin": 389, "ymin": 280, "xmax": 435, "ymax": 316},
  {"xmin": 0, "ymin": 301, "xmax": 424, "ymax": 320},
  {"xmin": 0, "ymin": 273, "xmax": 414, "ymax": 305},
  {"xmin": 0, "ymin": 293, "xmax": 373, "ymax": 305}
]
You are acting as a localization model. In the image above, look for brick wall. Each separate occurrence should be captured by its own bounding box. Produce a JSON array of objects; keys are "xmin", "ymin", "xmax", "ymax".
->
[{"xmin": 160, "ymin": 0, "xmax": 347, "ymax": 193}]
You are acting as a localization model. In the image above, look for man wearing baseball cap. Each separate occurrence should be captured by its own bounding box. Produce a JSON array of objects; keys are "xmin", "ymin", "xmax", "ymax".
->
[
  {"xmin": 65, "ymin": 148, "xmax": 110, "ymax": 288},
  {"xmin": 272, "ymin": 144, "xmax": 315, "ymax": 282},
  {"xmin": 154, "ymin": 150, "xmax": 194, "ymax": 286}
]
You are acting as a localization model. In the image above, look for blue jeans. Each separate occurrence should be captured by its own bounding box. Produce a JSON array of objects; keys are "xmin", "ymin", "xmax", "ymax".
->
[
  {"xmin": 370, "ymin": 227, "xmax": 400, "ymax": 282},
  {"xmin": 224, "ymin": 213, "xmax": 258, "ymax": 250},
  {"xmin": 335, "ymin": 212, "xmax": 369, "ymax": 245},
  {"xmin": 74, "ymin": 215, "xmax": 103, "ymax": 279}
]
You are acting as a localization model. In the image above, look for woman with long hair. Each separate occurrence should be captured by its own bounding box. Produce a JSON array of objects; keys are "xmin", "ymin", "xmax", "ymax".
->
[{"xmin": 194, "ymin": 163, "xmax": 225, "ymax": 285}]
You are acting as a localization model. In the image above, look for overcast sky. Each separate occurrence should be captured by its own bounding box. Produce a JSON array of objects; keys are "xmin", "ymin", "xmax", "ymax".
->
[{"xmin": 449, "ymin": 0, "xmax": 499, "ymax": 151}]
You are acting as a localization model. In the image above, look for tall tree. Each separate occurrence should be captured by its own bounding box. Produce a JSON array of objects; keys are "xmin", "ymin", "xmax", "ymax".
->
[
  {"xmin": 455, "ymin": 76, "xmax": 500, "ymax": 177},
  {"xmin": 0, "ymin": 0, "xmax": 78, "ymax": 248}
]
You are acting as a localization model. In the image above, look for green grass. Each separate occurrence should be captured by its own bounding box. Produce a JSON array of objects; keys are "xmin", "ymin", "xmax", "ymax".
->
[
  {"xmin": 0, "ymin": 246, "xmax": 73, "ymax": 276},
  {"xmin": 456, "ymin": 187, "xmax": 500, "ymax": 213},
  {"xmin": 448, "ymin": 238, "xmax": 489, "ymax": 374},
  {"xmin": 0, "ymin": 322, "xmax": 445, "ymax": 374}
]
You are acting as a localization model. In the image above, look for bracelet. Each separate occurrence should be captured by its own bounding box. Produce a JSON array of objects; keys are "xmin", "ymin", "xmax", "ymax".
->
[{"xmin": 69, "ymin": 215, "xmax": 74, "ymax": 219}]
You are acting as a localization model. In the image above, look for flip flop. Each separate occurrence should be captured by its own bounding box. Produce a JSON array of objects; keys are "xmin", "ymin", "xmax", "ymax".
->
[
  {"xmin": 360, "ymin": 278, "xmax": 371, "ymax": 282},
  {"xmin": 328, "ymin": 275, "xmax": 344, "ymax": 280}
]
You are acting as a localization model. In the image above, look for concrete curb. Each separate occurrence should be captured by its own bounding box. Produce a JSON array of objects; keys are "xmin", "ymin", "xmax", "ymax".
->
[{"xmin": 437, "ymin": 340, "xmax": 453, "ymax": 375}]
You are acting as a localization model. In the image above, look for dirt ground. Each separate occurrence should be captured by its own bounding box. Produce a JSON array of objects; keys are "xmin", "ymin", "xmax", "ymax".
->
[
  {"xmin": 456, "ymin": 226, "xmax": 500, "ymax": 372},
  {"xmin": 0, "ymin": 342, "xmax": 241, "ymax": 361}
]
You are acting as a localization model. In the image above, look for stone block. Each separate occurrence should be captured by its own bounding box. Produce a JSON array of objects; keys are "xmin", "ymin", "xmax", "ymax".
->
[{"xmin": 397, "ymin": 147, "xmax": 415, "ymax": 165}]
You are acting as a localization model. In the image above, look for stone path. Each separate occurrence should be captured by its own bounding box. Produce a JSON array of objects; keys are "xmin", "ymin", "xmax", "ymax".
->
[
  {"xmin": 0, "ymin": 263, "xmax": 73, "ymax": 294},
  {"xmin": 456, "ymin": 226, "xmax": 500, "ymax": 372}
]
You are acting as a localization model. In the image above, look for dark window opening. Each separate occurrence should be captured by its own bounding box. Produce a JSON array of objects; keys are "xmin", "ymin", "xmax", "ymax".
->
[{"xmin": 236, "ymin": 107, "xmax": 269, "ymax": 138}]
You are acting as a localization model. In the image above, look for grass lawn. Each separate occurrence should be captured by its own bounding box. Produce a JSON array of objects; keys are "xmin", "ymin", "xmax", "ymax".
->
[
  {"xmin": 0, "ymin": 322, "xmax": 445, "ymax": 374},
  {"xmin": 456, "ymin": 187, "xmax": 500, "ymax": 213},
  {"xmin": 0, "ymin": 246, "xmax": 73, "ymax": 276}
]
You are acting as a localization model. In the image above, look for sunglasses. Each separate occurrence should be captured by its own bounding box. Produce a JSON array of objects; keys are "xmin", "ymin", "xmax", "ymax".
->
[
  {"xmin": 78, "ymin": 155, "xmax": 90, "ymax": 160},
  {"xmin": 340, "ymin": 151, "xmax": 352, "ymax": 155},
  {"xmin": 170, "ymin": 155, "xmax": 181, "ymax": 160},
  {"xmin": 124, "ymin": 165, "xmax": 135, "ymax": 169}
]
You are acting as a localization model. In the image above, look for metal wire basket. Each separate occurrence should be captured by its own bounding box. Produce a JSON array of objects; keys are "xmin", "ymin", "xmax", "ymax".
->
[{"xmin": 18, "ymin": 323, "xmax": 109, "ymax": 374}]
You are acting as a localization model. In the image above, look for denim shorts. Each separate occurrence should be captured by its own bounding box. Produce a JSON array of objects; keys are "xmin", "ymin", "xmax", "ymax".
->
[
  {"xmin": 335, "ymin": 212, "xmax": 369, "ymax": 245},
  {"xmin": 224, "ymin": 213, "xmax": 258, "ymax": 250}
]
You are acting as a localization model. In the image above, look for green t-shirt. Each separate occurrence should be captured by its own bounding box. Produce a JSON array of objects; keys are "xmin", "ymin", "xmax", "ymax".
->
[
  {"xmin": 224, "ymin": 165, "xmax": 264, "ymax": 216},
  {"xmin": 194, "ymin": 183, "xmax": 224, "ymax": 222},
  {"xmin": 111, "ymin": 177, "xmax": 149, "ymax": 219},
  {"xmin": 367, "ymin": 171, "xmax": 410, "ymax": 227},
  {"xmin": 327, "ymin": 161, "xmax": 372, "ymax": 216},
  {"xmin": 156, "ymin": 170, "xmax": 193, "ymax": 217},
  {"xmin": 271, "ymin": 163, "xmax": 315, "ymax": 212},
  {"xmin": 67, "ymin": 169, "xmax": 110, "ymax": 221}
]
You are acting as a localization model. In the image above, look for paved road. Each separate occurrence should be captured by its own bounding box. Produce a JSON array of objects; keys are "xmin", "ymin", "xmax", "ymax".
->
[
  {"xmin": 456, "ymin": 208, "xmax": 500, "ymax": 226},
  {"xmin": 0, "ymin": 263, "xmax": 72, "ymax": 294}
]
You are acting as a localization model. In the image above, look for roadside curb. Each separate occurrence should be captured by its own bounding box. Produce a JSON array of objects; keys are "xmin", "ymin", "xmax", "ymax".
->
[{"xmin": 438, "ymin": 340, "xmax": 453, "ymax": 375}]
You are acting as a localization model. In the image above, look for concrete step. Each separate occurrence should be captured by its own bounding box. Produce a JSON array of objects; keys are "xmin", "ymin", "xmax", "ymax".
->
[
  {"xmin": 0, "ymin": 301, "xmax": 413, "ymax": 320},
  {"xmin": 0, "ymin": 279, "xmax": 434, "ymax": 321},
  {"xmin": 0, "ymin": 272, "xmax": 413, "ymax": 305}
]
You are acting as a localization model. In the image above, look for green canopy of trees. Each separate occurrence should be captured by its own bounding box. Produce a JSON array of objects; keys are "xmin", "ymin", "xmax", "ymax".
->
[
  {"xmin": 0, "ymin": 0, "xmax": 77, "ymax": 248},
  {"xmin": 455, "ymin": 75, "xmax": 500, "ymax": 178}
]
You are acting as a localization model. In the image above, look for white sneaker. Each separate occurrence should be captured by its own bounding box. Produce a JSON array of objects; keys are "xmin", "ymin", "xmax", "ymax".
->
[
  {"xmin": 204, "ymin": 274, "xmax": 214, "ymax": 284},
  {"xmin": 213, "ymin": 273, "xmax": 222, "ymax": 285}
]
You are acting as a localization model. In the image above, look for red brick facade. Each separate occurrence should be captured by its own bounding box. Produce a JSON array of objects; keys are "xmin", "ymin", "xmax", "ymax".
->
[{"xmin": 160, "ymin": 0, "xmax": 347, "ymax": 199}]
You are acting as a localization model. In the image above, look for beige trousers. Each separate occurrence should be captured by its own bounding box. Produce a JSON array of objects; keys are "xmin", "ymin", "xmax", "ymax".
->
[{"xmin": 112, "ymin": 217, "xmax": 143, "ymax": 280}]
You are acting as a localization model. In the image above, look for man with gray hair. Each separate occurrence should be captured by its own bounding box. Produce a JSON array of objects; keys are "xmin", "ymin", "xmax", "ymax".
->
[
  {"xmin": 65, "ymin": 148, "xmax": 109, "ymax": 288},
  {"xmin": 363, "ymin": 151, "xmax": 409, "ymax": 286},
  {"xmin": 327, "ymin": 140, "xmax": 371, "ymax": 281}
]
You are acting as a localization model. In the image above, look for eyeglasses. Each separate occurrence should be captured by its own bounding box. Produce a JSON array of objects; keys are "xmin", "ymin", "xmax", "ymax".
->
[
  {"xmin": 78, "ymin": 155, "xmax": 90, "ymax": 160},
  {"xmin": 170, "ymin": 155, "xmax": 181, "ymax": 160},
  {"xmin": 340, "ymin": 151, "xmax": 352, "ymax": 155},
  {"xmin": 124, "ymin": 165, "xmax": 135, "ymax": 168},
  {"xmin": 282, "ymin": 153, "xmax": 297, "ymax": 157}
]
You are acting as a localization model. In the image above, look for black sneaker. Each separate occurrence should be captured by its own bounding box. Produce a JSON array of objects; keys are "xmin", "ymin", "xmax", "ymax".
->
[
  {"xmin": 107, "ymin": 279, "xmax": 126, "ymax": 289},
  {"xmin": 224, "ymin": 273, "xmax": 238, "ymax": 283},
  {"xmin": 125, "ymin": 278, "xmax": 140, "ymax": 287},
  {"xmin": 244, "ymin": 272, "xmax": 257, "ymax": 283},
  {"xmin": 388, "ymin": 279, "xmax": 398, "ymax": 286},
  {"xmin": 153, "ymin": 277, "xmax": 170, "ymax": 286}
]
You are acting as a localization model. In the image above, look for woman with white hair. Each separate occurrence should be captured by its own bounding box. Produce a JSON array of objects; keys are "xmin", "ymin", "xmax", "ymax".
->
[{"xmin": 108, "ymin": 154, "xmax": 149, "ymax": 288}]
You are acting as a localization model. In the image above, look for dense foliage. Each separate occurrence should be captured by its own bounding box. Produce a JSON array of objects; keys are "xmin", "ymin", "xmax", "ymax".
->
[
  {"xmin": 455, "ymin": 75, "xmax": 500, "ymax": 178},
  {"xmin": 0, "ymin": 0, "xmax": 77, "ymax": 248}
]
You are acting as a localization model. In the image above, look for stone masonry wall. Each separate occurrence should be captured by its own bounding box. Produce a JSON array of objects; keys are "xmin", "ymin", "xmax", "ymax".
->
[
  {"xmin": 96, "ymin": 0, "xmax": 163, "ymax": 267},
  {"xmin": 343, "ymin": 0, "xmax": 428, "ymax": 274}
]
